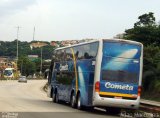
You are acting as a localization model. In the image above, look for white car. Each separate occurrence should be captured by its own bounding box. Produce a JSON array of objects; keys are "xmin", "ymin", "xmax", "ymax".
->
[{"xmin": 18, "ymin": 76, "xmax": 27, "ymax": 83}]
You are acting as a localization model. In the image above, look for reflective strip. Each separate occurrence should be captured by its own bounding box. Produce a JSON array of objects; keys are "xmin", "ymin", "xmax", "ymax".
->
[
  {"xmin": 70, "ymin": 48, "xmax": 78, "ymax": 93},
  {"xmin": 99, "ymin": 92, "xmax": 137, "ymax": 98}
]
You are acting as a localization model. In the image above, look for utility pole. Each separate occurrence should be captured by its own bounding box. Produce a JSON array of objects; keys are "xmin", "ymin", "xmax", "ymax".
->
[
  {"xmin": 16, "ymin": 26, "xmax": 20, "ymax": 60},
  {"xmin": 16, "ymin": 26, "xmax": 20, "ymax": 77},
  {"xmin": 40, "ymin": 47, "xmax": 42, "ymax": 75},
  {"xmin": 33, "ymin": 26, "xmax": 35, "ymax": 41}
]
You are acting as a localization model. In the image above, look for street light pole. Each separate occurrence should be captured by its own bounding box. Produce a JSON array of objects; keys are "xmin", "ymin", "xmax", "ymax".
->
[
  {"xmin": 33, "ymin": 26, "xmax": 35, "ymax": 41},
  {"xmin": 16, "ymin": 26, "xmax": 20, "ymax": 77},
  {"xmin": 16, "ymin": 26, "xmax": 20, "ymax": 61},
  {"xmin": 40, "ymin": 47, "xmax": 42, "ymax": 75}
]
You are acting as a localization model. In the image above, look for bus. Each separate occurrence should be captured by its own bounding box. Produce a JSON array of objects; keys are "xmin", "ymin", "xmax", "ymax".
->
[
  {"xmin": 4, "ymin": 68, "xmax": 15, "ymax": 78},
  {"xmin": 47, "ymin": 39, "xmax": 143, "ymax": 113}
]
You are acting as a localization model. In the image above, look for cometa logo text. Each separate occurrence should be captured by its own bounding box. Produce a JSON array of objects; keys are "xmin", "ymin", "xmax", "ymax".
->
[{"xmin": 105, "ymin": 82, "xmax": 134, "ymax": 91}]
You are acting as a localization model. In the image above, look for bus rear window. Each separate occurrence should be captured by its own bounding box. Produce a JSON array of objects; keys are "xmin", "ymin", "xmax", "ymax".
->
[
  {"xmin": 103, "ymin": 41, "xmax": 141, "ymax": 59},
  {"xmin": 102, "ymin": 70, "xmax": 139, "ymax": 84}
]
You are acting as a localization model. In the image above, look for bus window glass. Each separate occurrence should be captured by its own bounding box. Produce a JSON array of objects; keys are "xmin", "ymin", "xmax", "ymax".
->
[
  {"xmin": 90, "ymin": 42, "xmax": 99, "ymax": 58},
  {"xmin": 102, "ymin": 41, "xmax": 141, "ymax": 84},
  {"xmin": 83, "ymin": 44, "xmax": 90, "ymax": 59},
  {"xmin": 103, "ymin": 42, "xmax": 141, "ymax": 59},
  {"xmin": 73, "ymin": 42, "xmax": 99, "ymax": 60},
  {"xmin": 78, "ymin": 46, "xmax": 84, "ymax": 59},
  {"xmin": 60, "ymin": 50, "xmax": 65, "ymax": 62},
  {"xmin": 66, "ymin": 48, "xmax": 73, "ymax": 61},
  {"xmin": 102, "ymin": 70, "xmax": 139, "ymax": 84},
  {"xmin": 73, "ymin": 46, "xmax": 79, "ymax": 60},
  {"xmin": 56, "ymin": 50, "xmax": 61, "ymax": 62}
]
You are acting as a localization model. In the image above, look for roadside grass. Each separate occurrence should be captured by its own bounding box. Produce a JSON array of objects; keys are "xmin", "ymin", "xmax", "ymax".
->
[
  {"xmin": 142, "ymin": 93, "xmax": 160, "ymax": 102},
  {"xmin": 43, "ymin": 82, "xmax": 48, "ymax": 92},
  {"xmin": 0, "ymin": 78, "xmax": 18, "ymax": 80}
]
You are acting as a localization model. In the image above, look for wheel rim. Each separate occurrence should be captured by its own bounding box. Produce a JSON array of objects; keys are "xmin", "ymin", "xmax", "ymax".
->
[
  {"xmin": 77, "ymin": 95, "xmax": 81, "ymax": 109},
  {"xmin": 71, "ymin": 95, "xmax": 75, "ymax": 107},
  {"xmin": 56, "ymin": 93, "xmax": 58, "ymax": 103},
  {"xmin": 52, "ymin": 93, "xmax": 55, "ymax": 102}
]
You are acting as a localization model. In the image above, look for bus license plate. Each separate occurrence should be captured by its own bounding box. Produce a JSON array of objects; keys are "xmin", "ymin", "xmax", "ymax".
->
[{"xmin": 115, "ymin": 97, "xmax": 122, "ymax": 99}]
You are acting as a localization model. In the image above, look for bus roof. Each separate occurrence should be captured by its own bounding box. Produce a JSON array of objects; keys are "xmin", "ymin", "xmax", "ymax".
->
[
  {"xmin": 103, "ymin": 39, "xmax": 143, "ymax": 46},
  {"xmin": 55, "ymin": 39, "xmax": 98, "ymax": 51},
  {"xmin": 55, "ymin": 39, "xmax": 143, "ymax": 51}
]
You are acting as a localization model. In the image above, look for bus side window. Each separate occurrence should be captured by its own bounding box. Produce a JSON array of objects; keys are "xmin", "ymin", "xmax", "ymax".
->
[
  {"xmin": 83, "ymin": 44, "xmax": 91, "ymax": 59},
  {"xmin": 56, "ymin": 50, "xmax": 64, "ymax": 62},
  {"xmin": 78, "ymin": 46, "xmax": 84, "ymax": 59},
  {"xmin": 73, "ymin": 46, "xmax": 79, "ymax": 60},
  {"xmin": 66, "ymin": 48, "xmax": 73, "ymax": 61},
  {"xmin": 84, "ymin": 52, "xmax": 90, "ymax": 59},
  {"xmin": 55, "ymin": 50, "xmax": 60, "ymax": 62},
  {"xmin": 63, "ymin": 49, "xmax": 67, "ymax": 61},
  {"xmin": 60, "ymin": 50, "xmax": 64, "ymax": 62},
  {"xmin": 90, "ymin": 42, "xmax": 99, "ymax": 58},
  {"xmin": 73, "ymin": 46, "xmax": 84, "ymax": 60}
]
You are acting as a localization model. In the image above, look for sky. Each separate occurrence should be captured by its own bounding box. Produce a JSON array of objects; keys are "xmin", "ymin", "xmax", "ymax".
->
[{"xmin": 0, "ymin": 0, "xmax": 160, "ymax": 42}]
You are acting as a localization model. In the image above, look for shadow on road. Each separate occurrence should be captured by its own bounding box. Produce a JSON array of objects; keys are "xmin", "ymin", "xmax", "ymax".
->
[{"xmin": 51, "ymin": 100, "xmax": 119, "ymax": 117}]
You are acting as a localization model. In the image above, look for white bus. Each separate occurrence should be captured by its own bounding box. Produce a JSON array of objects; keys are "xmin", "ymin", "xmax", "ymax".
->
[{"xmin": 47, "ymin": 39, "xmax": 143, "ymax": 114}]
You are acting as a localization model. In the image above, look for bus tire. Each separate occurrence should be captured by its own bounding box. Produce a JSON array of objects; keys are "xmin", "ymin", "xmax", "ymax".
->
[
  {"xmin": 70, "ymin": 93, "xmax": 76, "ymax": 108},
  {"xmin": 55, "ymin": 92, "xmax": 59, "ymax": 103},
  {"xmin": 52, "ymin": 91, "xmax": 56, "ymax": 103},
  {"xmin": 77, "ymin": 93, "xmax": 82, "ymax": 110},
  {"xmin": 106, "ymin": 107, "xmax": 121, "ymax": 115}
]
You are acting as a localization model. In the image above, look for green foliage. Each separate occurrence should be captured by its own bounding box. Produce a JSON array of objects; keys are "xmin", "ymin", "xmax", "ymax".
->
[
  {"xmin": 0, "ymin": 40, "xmax": 55, "ymax": 75},
  {"xmin": 0, "ymin": 40, "xmax": 53, "ymax": 59},
  {"xmin": 18, "ymin": 56, "xmax": 36, "ymax": 76},
  {"xmin": 34, "ymin": 58, "xmax": 41, "ymax": 72},
  {"xmin": 125, "ymin": 12, "xmax": 160, "ymax": 46},
  {"xmin": 125, "ymin": 26, "xmax": 160, "ymax": 46},
  {"xmin": 134, "ymin": 12, "xmax": 156, "ymax": 27}
]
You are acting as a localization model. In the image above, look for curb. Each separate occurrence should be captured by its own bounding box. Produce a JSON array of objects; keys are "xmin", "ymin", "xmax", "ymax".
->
[{"xmin": 140, "ymin": 104, "xmax": 160, "ymax": 113}]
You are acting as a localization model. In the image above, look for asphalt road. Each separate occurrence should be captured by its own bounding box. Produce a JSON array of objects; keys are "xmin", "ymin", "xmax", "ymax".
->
[{"xmin": 0, "ymin": 80, "xmax": 119, "ymax": 118}]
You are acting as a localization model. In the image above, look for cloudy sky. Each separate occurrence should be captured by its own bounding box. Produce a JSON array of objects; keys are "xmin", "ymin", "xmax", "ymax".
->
[{"xmin": 0, "ymin": 0, "xmax": 160, "ymax": 42}]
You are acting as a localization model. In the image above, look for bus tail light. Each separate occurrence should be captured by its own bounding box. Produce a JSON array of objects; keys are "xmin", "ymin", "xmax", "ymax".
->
[
  {"xmin": 138, "ymin": 86, "xmax": 141, "ymax": 96},
  {"xmin": 95, "ymin": 81, "xmax": 100, "ymax": 92}
]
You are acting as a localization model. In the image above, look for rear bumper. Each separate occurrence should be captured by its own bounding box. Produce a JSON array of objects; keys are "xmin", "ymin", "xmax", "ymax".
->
[{"xmin": 93, "ymin": 92, "xmax": 140, "ymax": 109}]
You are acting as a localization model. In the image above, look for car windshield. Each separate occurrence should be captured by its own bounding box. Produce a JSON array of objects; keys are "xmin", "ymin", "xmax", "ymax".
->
[
  {"xmin": 20, "ymin": 76, "xmax": 26, "ymax": 78},
  {"xmin": 4, "ymin": 70, "xmax": 12, "ymax": 76}
]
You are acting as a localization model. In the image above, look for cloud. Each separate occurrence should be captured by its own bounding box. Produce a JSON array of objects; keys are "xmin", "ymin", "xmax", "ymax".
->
[{"xmin": 0, "ymin": 0, "xmax": 37, "ymax": 18}]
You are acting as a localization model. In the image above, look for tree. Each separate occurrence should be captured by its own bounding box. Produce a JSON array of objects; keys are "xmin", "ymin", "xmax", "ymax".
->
[
  {"xmin": 18, "ymin": 56, "xmax": 36, "ymax": 76},
  {"xmin": 125, "ymin": 12, "xmax": 160, "ymax": 46},
  {"xmin": 134, "ymin": 12, "xmax": 156, "ymax": 27},
  {"xmin": 0, "ymin": 40, "xmax": 54, "ymax": 59}
]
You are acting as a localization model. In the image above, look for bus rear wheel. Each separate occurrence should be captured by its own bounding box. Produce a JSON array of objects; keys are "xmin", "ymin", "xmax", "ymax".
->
[
  {"xmin": 77, "ymin": 93, "xmax": 82, "ymax": 110},
  {"xmin": 70, "ymin": 94, "xmax": 76, "ymax": 108},
  {"xmin": 52, "ymin": 92, "xmax": 56, "ymax": 103},
  {"xmin": 55, "ymin": 92, "xmax": 59, "ymax": 103}
]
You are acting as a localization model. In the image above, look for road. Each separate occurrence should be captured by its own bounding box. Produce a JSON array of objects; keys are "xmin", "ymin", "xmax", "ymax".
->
[{"xmin": 0, "ymin": 80, "xmax": 119, "ymax": 118}]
